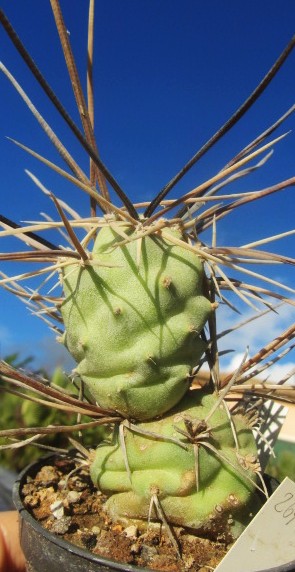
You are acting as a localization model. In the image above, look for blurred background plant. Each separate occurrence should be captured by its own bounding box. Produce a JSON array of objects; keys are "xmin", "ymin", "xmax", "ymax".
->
[
  {"xmin": 0, "ymin": 353, "xmax": 103, "ymax": 472},
  {"xmin": 266, "ymin": 440, "xmax": 295, "ymax": 481}
]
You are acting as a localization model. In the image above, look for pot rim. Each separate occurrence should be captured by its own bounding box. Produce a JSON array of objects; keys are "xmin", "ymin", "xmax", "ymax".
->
[
  {"xmin": 13, "ymin": 454, "xmax": 295, "ymax": 572},
  {"xmin": 13, "ymin": 453, "xmax": 149, "ymax": 572}
]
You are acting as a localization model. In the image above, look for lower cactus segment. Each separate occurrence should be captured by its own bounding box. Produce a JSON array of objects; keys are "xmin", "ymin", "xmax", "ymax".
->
[
  {"xmin": 61, "ymin": 223, "xmax": 212, "ymax": 420},
  {"xmin": 90, "ymin": 391, "xmax": 260, "ymax": 540}
]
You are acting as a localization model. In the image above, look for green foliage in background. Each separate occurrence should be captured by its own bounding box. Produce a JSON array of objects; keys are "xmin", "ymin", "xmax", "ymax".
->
[
  {"xmin": 0, "ymin": 354, "xmax": 102, "ymax": 472},
  {"xmin": 266, "ymin": 440, "xmax": 295, "ymax": 482}
]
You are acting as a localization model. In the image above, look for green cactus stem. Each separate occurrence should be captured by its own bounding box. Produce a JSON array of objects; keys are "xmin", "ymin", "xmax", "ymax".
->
[
  {"xmin": 90, "ymin": 391, "xmax": 260, "ymax": 540},
  {"xmin": 61, "ymin": 222, "xmax": 212, "ymax": 420}
]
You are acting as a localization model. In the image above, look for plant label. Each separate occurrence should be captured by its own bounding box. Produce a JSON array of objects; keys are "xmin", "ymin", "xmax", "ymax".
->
[{"xmin": 215, "ymin": 477, "xmax": 295, "ymax": 571}]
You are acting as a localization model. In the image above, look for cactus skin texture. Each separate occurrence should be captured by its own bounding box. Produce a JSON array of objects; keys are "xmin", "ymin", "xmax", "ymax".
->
[
  {"xmin": 61, "ymin": 223, "xmax": 212, "ymax": 420},
  {"xmin": 90, "ymin": 391, "xmax": 259, "ymax": 540}
]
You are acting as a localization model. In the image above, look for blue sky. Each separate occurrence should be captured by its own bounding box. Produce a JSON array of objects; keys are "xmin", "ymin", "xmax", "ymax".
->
[{"xmin": 0, "ymin": 1, "xmax": 294, "ymax": 374}]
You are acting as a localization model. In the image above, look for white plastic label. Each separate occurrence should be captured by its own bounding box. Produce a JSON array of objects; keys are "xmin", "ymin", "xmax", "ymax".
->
[{"xmin": 215, "ymin": 477, "xmax": 295, "ymax": 571}]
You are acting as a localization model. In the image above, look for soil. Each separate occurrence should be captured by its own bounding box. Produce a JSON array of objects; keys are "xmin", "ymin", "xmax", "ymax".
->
[{"xmin": 21, "ymin": 453, "xmax": 230, "ymax": 572}]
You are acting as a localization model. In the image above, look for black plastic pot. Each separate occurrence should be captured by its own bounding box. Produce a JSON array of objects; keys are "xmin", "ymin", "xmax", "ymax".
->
[{"xmin": 13, "ymin": 456, "xmax": 295, "ymax": 572}]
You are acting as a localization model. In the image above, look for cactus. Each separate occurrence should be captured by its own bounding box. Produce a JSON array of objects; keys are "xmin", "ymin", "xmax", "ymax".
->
[
  {"xmin": 0, "ymin": 2, "xmax": 294, "ymax": 564},
  {"xmin": 90, "ymin": 391, "xmax": 259, "ymax": 539},
  {"xmin": 60, "ymin": 224, "xmax": 259, "ymax": 537},
  {"xmin": 61, "ymin": 224, "xmax": 212, "ymax": 420}
]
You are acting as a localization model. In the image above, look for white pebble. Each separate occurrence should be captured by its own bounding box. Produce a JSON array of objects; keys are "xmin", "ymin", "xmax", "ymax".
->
[
  {"xmin": 50, "ymin": 500, "xmax": 64, "ymax": 520},
  {"xmin": 124, "ymin": 525, "xmax": 138, "ymax": 538}
]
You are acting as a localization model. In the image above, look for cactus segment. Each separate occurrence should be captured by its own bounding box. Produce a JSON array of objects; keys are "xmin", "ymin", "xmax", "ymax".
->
[
  {"xmin": 61, "ymin": 223, "xmax": 212, "ymax": 420},
  {"xmin": 90, "ymin": 391, "xmax": 259, "ymax": 539}
]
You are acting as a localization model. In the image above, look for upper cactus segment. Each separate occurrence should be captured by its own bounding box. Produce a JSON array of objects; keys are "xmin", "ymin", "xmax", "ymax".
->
[{"xmin": 61, "ymin": 221, "xmax": 212, "ymax": 420}]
